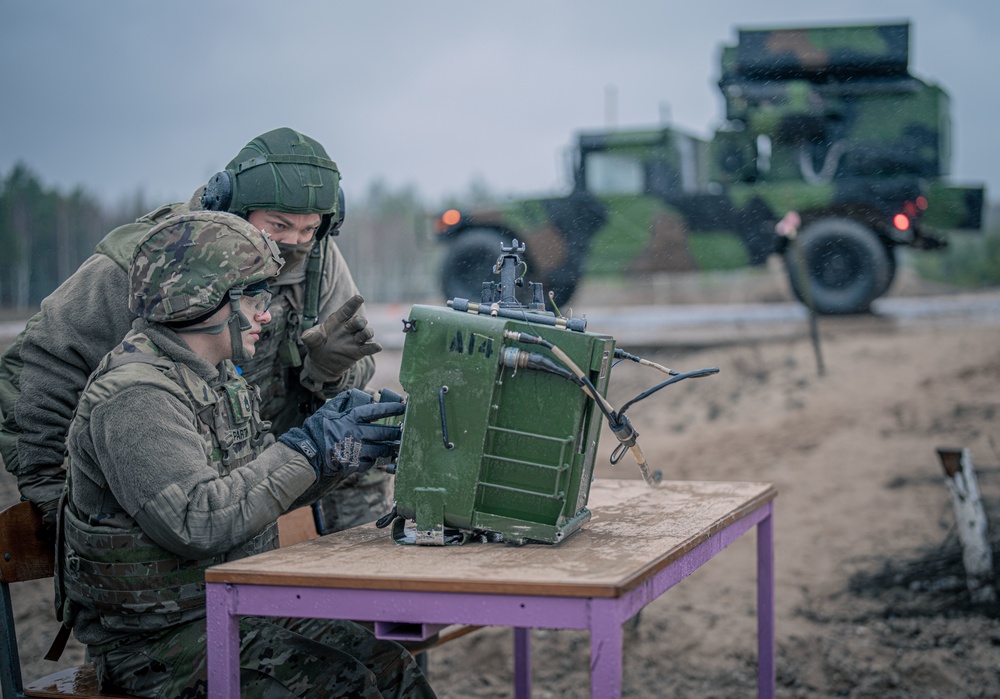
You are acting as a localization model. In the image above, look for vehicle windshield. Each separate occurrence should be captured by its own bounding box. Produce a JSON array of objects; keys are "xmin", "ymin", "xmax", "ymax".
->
[{"xmin": 584, "ymin": 152, "xmax": 644, "ymax": 195}]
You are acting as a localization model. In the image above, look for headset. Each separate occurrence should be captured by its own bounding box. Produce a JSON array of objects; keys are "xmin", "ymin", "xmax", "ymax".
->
[{"xmin": 200, "ymin": 155, "xmax": 345, "ymax": 238}]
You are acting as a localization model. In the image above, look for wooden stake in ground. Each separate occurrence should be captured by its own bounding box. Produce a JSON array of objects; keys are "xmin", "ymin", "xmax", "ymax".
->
[{"xmin": 936, "ymin": 447, "xmax": 997, "ymax": 604}]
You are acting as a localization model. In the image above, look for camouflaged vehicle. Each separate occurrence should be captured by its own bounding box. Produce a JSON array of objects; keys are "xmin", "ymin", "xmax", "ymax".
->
[{"xmin": 432, "ymin": 22, "xmax": 984, "ymax": 314}]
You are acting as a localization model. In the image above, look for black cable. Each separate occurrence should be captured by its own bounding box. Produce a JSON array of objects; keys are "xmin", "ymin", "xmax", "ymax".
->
[
  {"xmin": 505, "ymin": 331, "xmax": 554, "ymax": 350},
  {"xmin": 613, "ymin": 347, "xmax": 680, "ymax": 376},
  {"xmin": 617, "ymin": 367, "xmax": 720, "ymax": 414},
  {"xmin": 613, "ymin": 347, "xmax": 640, "ymax": 362},
  {"xmin": 501, "ymin": 336, "xmax": 617, "ymax": 424},
  {"xmin": 579, "ymin": 372, "xmax": 616, "ymax": 423}
]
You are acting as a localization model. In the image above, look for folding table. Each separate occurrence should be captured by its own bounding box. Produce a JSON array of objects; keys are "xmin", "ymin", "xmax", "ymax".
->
[{"xmin": 206, "ymin": 479, "xmax": 776, "ymax": 698}]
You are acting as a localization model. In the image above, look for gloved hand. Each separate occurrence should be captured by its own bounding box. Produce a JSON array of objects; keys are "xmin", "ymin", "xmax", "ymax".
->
[
  {"xmin": 301, "ymin": 295, "xmax": 382, "ymax": 383},
  {"xmin": 278, "ymin": 392, "xmax": 405, "ymax": 479}
]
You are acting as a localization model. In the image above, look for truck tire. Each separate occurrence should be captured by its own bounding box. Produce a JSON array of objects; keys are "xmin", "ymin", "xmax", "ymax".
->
[
  {"xmin": 873, "ymin": 243, "xmax": 897, "ymax": 300},
  {"xmin": 784, "ymin": 217, "xmax": 890, "ymax": 314},
  {"xmin": 440, "ymin": 229, "xmax": 507, "ymax": 302}
]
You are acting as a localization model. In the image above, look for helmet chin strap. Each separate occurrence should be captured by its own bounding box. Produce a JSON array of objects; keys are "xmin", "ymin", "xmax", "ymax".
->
[
  {"xmin": 226, "ymin": 289, "xmax": 254, "ymax": 365},
  {"xmin": 177, "ymin": 290, "xmax": 253, "ymax": 365}
]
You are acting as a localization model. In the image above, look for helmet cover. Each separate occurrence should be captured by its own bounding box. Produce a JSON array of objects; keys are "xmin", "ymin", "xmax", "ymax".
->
[
  {"xmin": 222, "ymin": 128, "xmax": 340, "ymax": 237},
  {"xmin": 130, "ymin": 211, "xmax": 284, "ymax": 323}
]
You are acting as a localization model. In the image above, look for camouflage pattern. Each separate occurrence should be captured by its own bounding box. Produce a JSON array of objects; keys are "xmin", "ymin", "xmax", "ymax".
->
[
  {"xmin": 239, "ymin": 262, "xmax": 318, "ymax": 433},
  {"xmin": 64, "ymin": 329, "xmax": 432, "ymax": 696},
  {"xmin": 130, "ymin": 211, "xmax": 284, "ymax": 324},
  {"xmin": 62, "ymin": 505, "xmax": 275, "ymax": 631},
  {"xmin": 726, "ymin": 24, "xmax": 910, "ymax": 80},
  {"xmin": 717, "ymin": 25, "xmax": 946, "ymax": 184},
  {"xmin": 312, "ymin": 469, "xmax": 395, "ymax": 534},
  {"xmin": 211, "ymin": 127, "xmax": 342, "ymax": 240},
  {"xmin": 0, "ymin": 131, "xmax": 379, "ymax": 541},
  {"xmin": 93, "ymin": 616, "xmax": 434, "ymax": 698},
  {"xmin": 432, "ymin": 22, "xmax": 984, "ymax": 315},
  {"xmin": 234, "ymin": 236, "xmax": 393, "ymax": 532},
  {"xmin": 62, "ymin": 332, "xmax": 275, "ymax": 634}
]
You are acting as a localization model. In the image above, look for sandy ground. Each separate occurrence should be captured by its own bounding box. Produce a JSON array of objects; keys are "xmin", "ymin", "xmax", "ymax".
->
[
  {"xmin": 3, "ymin": 271, "xmax": 999, "ymax": 698},
  {"xmin": 419, "ymin": 310, "xmax": 1000, "ymax": 699}
]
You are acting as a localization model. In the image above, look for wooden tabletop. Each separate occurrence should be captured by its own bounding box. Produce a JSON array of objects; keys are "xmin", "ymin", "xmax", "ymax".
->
[{"xmin": 206, "ymin": 479, "xmax": 775, "ymax": 598}]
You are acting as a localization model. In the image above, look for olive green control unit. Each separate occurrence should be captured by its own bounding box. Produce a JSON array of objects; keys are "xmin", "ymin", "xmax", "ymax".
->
[
  {"xmin": 381, "ymin": 242, "xmax": 719, "ymax": 545},
  {"xmin": 391, "ymin": 301, "xmax": 613, "ymax": 546}
]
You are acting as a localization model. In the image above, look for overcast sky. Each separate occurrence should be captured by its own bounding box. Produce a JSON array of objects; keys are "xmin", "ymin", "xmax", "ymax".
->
[{"xmin": 2, "ymin": 1, "xmax": 997, "ymax": 210}]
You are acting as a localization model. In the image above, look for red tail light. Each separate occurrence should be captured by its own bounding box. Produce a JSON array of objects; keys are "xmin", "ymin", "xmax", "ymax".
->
[{"xmin": 434, "ymin": 209, "xmax": 462, "ymax": 234}]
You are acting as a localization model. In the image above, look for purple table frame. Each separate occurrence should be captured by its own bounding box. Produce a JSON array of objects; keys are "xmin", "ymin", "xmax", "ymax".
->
[{"xmin": 206, "ymin": 481, "xmax": 775, "ymax": 698}]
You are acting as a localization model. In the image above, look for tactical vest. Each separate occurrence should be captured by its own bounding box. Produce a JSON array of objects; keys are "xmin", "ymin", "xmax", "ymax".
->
[
  {"xmin": 240, "ymin": 283, "xmax": 305, "ymax": 423},
  {"xmin": 60, "ymin": 333, "xmax": 276, "ymax": 634},
  {"xmin": 97, "ymin": 203, "xmax": 328, "ymax": 430},
  {"xmin": 240, "ymin": 240, "xmax": 327, "ymax": 429}
]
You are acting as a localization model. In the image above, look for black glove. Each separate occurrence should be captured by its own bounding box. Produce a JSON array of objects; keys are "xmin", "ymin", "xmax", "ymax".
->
[{"xmin": 279, "ymin": 392, "xmax": 405, "ymax": 479}]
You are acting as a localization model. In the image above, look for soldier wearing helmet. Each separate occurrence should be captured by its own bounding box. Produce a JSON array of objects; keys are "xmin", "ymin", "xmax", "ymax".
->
[
  {"xmin": 57, "ymin": 211, "xmax": 434, "ymax": 697},
  {"xmin": 0, "ymin": 127, "xmax": 390, "ymax": 537}
]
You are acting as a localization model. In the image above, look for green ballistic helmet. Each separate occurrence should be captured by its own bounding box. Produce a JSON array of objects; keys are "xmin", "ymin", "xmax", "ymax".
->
[
  {"xmin": 130, "ymin": 211, "xmax": 284, "ymax": 324},
  {"xmin": 201, "ymin": 128, "xmax": 343, "ymax": 238}
]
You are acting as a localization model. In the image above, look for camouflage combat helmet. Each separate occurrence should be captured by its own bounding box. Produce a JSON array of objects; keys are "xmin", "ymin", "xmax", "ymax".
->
[
  {"xmin": 130, "ymin": 211, "xmax": 284, "ymax": 364},
  {"xmin": 130, "ymin": 211, "xmax": 283, "ymax": 323},
  {"xmin": 200, "ymin": 127, "xmax": 343, "ymax": 238}
]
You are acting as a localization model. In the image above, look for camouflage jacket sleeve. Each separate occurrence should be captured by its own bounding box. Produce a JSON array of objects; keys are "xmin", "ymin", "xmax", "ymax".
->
[
  {"xmin": 299, "ymin": 238, "xmax": 376, "ymax": 397},
  {"xmin": 83, "ymin": 381, "xmax": 317, "ymax": 560},
  {"xmin": 7, "ymin": 254, "xmax": 134, "ymax": 506}
]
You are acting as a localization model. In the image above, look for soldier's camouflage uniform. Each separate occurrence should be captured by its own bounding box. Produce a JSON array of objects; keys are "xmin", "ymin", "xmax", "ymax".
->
[
  {"xmin": 0, "ymin": 130, "xmax": 391, "ymax": 534},
  {"xmin": 60, "ymin": 212, "xmax": 433, "ymax": 697}
]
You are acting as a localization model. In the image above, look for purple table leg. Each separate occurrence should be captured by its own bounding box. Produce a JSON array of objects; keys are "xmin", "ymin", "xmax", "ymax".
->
[
  {"xmin": 757, "ymin": 502, "xmax": 775, "ymax": 699},
  {"xmin": 513, "ymin": 627, "xmax": 531, "ymax": 699},
  {"xmin": 206, "ymin": 582, "xmax": 240, "ymax": 699},
  {"xmin": 589, "ymin": 597, "xmax": 624, "ymax": 699}
]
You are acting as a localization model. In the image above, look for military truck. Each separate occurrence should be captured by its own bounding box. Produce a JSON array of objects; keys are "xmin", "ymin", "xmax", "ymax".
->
[{"xmin": 432, "ymin": 22, "xmax": 984, "ymax": 314}]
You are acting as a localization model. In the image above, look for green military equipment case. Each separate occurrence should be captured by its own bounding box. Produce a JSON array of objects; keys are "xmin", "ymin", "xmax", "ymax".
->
[
  {"xmin": 392, "ymin": 305, "xmax": 613, "ymax": 545},
  {"xmin": 391, "ymin": 241, "xmax": 615, "ymax": 545}
]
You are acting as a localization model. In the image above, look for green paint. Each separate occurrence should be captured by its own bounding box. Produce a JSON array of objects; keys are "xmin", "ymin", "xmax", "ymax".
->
[{"xmin": 394, "ymin": 305, "xmax": 613, "ymax": 544}]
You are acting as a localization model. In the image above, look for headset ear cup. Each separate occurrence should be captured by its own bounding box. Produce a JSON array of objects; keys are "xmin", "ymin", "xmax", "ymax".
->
[
  {"xmin": 200, "ymin": 171, "xmax": 233, "ymax": 212},
  {"xmin": 317, "ymin": 187, "xmax": 346, "ymax": 239},
  {"xmin": 330, "ymin": 187, "xmax": 346, "ymax": 236}
]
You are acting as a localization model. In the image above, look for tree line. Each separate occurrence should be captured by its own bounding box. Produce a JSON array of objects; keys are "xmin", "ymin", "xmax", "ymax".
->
[
  {"xmin": 0, "ymin": 163, "xmax": 485, "ymax": 311},
  {"xmin": 0, "ymin": 164, "xmax": 144, "ymax": 309}
]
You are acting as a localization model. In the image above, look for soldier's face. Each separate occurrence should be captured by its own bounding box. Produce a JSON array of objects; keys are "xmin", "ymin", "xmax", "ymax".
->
[
  {"xmin": 239, "ymin": 295, "xmax": 272, "ymax": 359},
  {"xmin": 247, "ymin": 210, "xmax": 322, "ymax": 245}
]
